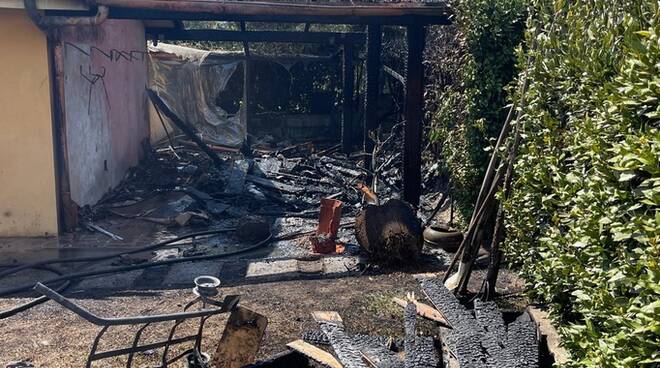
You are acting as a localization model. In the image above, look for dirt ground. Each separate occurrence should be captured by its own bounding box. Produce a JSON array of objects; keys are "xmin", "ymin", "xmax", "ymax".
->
[{"xmin": 0, "ymin": 268, "xmax": 527, "ymax": 368}]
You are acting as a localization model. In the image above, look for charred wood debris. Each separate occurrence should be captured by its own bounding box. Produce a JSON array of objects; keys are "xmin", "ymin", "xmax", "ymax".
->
[
  {"xmin": 83, "ymin": 117, "xmax": 447, "ymax": 253},
  {"xmin": 261, "ymin": 276, "xmax": 538, "ymax": 368},
  {"xmin": 76, "ymin": 125, "xmax": 540, "ymax": 367},
  {"xmin": 4, "ymin": 93, "xmax": 541, "ymax": 366},
  {"xmin": 95, "ymin": 129, "xmax": 409, "ymax": 219}
]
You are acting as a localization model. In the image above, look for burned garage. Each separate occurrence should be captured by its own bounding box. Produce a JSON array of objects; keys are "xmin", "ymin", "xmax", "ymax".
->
[{"xmin": 2, "ymin": 0, "xmax": 656, "ymax": 367}]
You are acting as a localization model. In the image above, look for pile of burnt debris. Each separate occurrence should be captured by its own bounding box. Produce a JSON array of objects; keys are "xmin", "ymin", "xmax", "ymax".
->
[
  {"xmin": 77, "ymin": 92, "xmax": 452, "ymax": 265},
  {"xmin": 88, "ymin": 122, "xmax": 443, "ymax": 226},
  {"xmin": 0, "ymin": 91, "xmax": 552, "ymax": 368},
  {"xmin": 251, "ymin": 277, "xmax": 540, "ymax": 368}
]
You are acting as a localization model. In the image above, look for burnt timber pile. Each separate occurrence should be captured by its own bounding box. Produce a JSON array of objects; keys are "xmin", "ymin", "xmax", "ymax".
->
[
  {"xmin": 0, "ymin": 98, "xmax": 544, "ymax": 366},
  {"xmin": 92, "ymin": 121, "xmax": 412, "ymax": 224},
  {"xmin": 250, "ymin": 277, "xmax": 539, "ymax": 368}
]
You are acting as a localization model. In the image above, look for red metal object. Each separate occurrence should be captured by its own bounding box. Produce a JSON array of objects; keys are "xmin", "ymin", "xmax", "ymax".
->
[
  {"xmin": 311, "ymin": 198, "xmax": 343, "ymax": 254},
  {"xmin": 310, "ymin": 234, "xmax": 335, "ymax": 254},
  {"xmin": 318, "ymin": 198, "xmax": 343, "ymax": 237}
]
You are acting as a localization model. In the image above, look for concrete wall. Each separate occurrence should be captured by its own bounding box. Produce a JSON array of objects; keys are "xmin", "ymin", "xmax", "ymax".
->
[
  {"xmin": 0, "ymin": 9, "xmax": 59, "ymax": 236},
  {"xmin": 59, "ymin": 20, "xmax": 149, "ymax": 207}
]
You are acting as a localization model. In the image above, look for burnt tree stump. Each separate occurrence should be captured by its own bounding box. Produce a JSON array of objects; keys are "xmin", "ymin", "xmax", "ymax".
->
[{"xmin": 355, "ymin": 199, "xmax": 422, "ymax": 263}]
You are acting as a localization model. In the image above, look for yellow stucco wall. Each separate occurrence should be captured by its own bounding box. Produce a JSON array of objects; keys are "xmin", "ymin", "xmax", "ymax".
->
[{"xmin": 0, "ymin": 9, "xmax": 58, "ymax": 236}]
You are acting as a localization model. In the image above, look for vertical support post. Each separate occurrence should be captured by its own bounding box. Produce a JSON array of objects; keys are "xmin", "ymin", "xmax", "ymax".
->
[
  {"xmin": 364, "ymin": 24, "xmax": 382, "ymax": 160},
  {"xmin": 243, "ymin": 58, "xmax": 255, "ymax": 136},
  {"xmin": 49, "ymin": 36, "xmax": 77, "ymax": 232},
  {"xmin": 403, "ymin": 25, "xmax": 425, "ymax": 207},
  {"xmin": 341, "ymin": 43, "xmax": 355, "ymax": 153},
  {"xmin": 240, "ymin": 21, "xmax": 254, "ymax": 138}
]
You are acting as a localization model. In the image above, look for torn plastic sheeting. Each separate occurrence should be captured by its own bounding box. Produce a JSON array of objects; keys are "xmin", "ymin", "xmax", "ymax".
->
[{"xmin": 148, "ymin": 43, "xmax": 245, "ymax": 147}]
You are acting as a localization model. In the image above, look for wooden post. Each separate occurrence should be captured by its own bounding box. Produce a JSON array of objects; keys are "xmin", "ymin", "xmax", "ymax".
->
[
  {"xmin": 341, "ymin": 43, "xmax": 355, "ymax": 153},
  {"xmin": 403, "ymin": 25, "xmax": 425, "ymax": 207},
  {"xmin": 364, "ymin": 24, "xmax": 382, "ymax": 160},
  {"xmin": 50, "ymin": 37, "xmax": 78, "ymax": 232}
]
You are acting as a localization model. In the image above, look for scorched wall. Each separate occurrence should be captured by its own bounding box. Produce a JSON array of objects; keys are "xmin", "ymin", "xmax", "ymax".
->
[{"xmin": 59, "ymin": 19, "xmax": 149, "ymax": 207}]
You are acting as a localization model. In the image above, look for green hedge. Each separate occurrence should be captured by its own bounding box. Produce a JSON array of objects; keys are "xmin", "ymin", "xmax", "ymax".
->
[
  {"xmin": 504, "ymin": 0, "xmax": 659, "ymax": 366},
  {"xmin": 426, "ymin": 0, "xmax": 526, "ymax": 221}
]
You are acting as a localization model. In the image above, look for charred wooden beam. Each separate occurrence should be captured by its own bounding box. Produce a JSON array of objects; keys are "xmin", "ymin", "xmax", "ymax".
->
[
  {"xmin": 419, "ymin": 278, "xmax": 471, "ymax": 331},
  {"xmin": 364, "ymin": 24, "xmax": 382, "ymax": 162},
  {"xmin": 312, "ymin": 311, "xmax": 368, "ymax": 368},
  {"xmin": 403, "ymin": 25, "xmax": 425, "ymax": 206},
  {"xmin": 301, "ymin": 330, "xmax": 330, "ymax": 346},
  {"xmin": 474, "ymin": 299, "xmax": 506, "ymax": 341},
  {"xmin": 342, "ymin": 43, "xmax": 356, "ymax": 153},
  {"xmin": 97, "ymin": 0, "xmax": 452, "ymax": 25},
  {"xmin": 406, "ymin": 337, "xmax": 438, "ymax": 368},
  {"xmin": 444, "ymin": 330, "xmax": 488, "ymax": 368},
  {"xmin": 146, "ymin": 28, "xmax": 366, "ymax": 44},
  {"xmin": 404, "ymin": 302, "xmax": 417, "ymax": 360},
  {"xmin": 404, "ymin": 303, "xmax": 439, "ymax": 368},
  {"xmin": 420, "ymin": 278, "xmax": 487, "ymax": 367},
  {"xmin": 49, "ymin": 38, "xmax": 78, "ymax": 232},
  {"xmin": 500, "ymin": 312, "xmax": 539, "ymax": 368},
  {"xmin": 420, "ymin": 278, "xmax": 539, "ymax": 368},
  {"xmin": 353, "ymin": 335, "xmax": 403, "ymax": 368},
  {"xmin": 474, "ymin": 299, "xmax": 506, "ymax": 365},
  {"xmin": 147, "ymin": 89, "xmax": 225, "ymax": 170}
]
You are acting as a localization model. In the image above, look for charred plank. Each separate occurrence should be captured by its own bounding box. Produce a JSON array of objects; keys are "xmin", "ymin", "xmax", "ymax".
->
[
  {"xmin": 498, "ymin": 312, "xmax": 538, "ymax": 368},
  {"xmin": 301, "ymin": 329, "xmax": 330, "ymax": 346},
  {"xmin": 473, "ymin": 299, "xmax": 505, "ymax": 362},
  {"xmin": 419, "ymin": 278, "xmax": 473, "ymax": 330},
  {"xmin": 319, "ymin": 323, "xmax": 368, "ymax": 368},
  {"xmin": 444, "ymin": 330, "xmax": 488, "ymax": 368},
  {"xmin": 408, "ymin": 337, "xmax": 439, "ymax": 368},
  {"xmin": 404, "ymin": 301, "xmax": 439, "ymax": 368}
]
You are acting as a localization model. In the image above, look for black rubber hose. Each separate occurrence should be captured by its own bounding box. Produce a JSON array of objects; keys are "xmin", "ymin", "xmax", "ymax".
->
[
  {"xmin": 0, "ymin": 232, "xmax": 273, "ymax": 299},
  {"xmin": 0, "ymin": 265, "xmax": 71, "ymax": 319},
  {"xmin": 0, "ymin": 228, "xmax": 235, "ymax": 278}
]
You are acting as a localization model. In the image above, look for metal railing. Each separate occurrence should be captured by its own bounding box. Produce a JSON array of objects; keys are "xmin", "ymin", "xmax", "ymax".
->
[{"xmin": 34, "ymin": 276, "xmax": 238, "ymax": 368}]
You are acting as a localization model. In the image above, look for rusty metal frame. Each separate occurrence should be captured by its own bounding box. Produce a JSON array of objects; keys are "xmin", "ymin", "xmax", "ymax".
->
[{"xmin": 34, "ymin": 282, "xmax": 239, "ymax": 368}]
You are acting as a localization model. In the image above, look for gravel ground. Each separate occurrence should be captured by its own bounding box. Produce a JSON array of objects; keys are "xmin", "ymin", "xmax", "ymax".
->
[
  {"xmin": 0, "ymin": 272, "xmax": 448, "ymax": 367},
  {"xmin": 0, "ymin": 256, "xmax": 527, "ymax": 368}
]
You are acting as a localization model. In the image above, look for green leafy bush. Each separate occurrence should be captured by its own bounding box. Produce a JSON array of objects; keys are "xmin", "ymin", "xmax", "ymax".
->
[
  {"xmin": 504, "ymin": 0, "xmax": 659, "ymax": 366},
  {"xmin": 425, "ymin": 0, "xmax": 526, "ymax": 220}
]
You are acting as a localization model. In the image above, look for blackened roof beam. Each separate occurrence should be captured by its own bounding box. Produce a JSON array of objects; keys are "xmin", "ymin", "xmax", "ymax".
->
[
  {"xmin": 95, "ymin": 0, "xmax": 452, "ymax": 25},
  {"xmin": 145, "ymin": 28, "xmax": 367, "ymax": 44}
]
